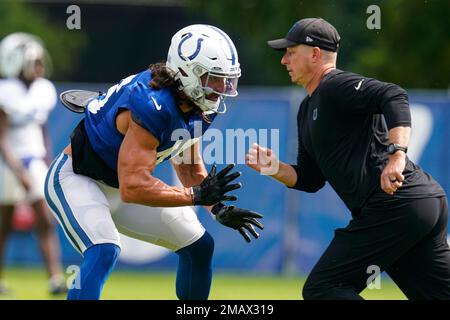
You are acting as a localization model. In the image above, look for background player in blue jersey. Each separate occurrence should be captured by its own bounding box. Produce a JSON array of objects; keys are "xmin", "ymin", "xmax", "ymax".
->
[{"xmin": 44, "ymin": 24, "xmax": 264, "ymax": 300}]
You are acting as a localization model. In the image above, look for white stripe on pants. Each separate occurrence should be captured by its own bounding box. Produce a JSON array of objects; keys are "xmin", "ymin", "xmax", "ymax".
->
[{"xmin": 44, "ymin": 153, "xmax": 205, "ymax": 255}]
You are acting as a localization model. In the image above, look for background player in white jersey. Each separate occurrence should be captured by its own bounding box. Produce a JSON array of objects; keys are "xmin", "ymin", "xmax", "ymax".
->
[
  {"xmin": 0, "ymin": 33, "xmax": 66, "ymax": 294},
  {"xmin": 45, "ymin": 24, "xmax": 263, "ymax": 300}
]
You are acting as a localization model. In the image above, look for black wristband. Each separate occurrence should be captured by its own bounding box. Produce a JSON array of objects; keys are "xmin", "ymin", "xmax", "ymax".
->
[{"xmin": 191, "ymin": 185, "xmax": 201, "ymax": 205}]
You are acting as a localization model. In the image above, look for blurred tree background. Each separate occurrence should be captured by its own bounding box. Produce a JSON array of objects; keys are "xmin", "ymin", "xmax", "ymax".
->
[
  {"xmin": 1, "ymin": 0, "xmax": 449, "ymax": 88},
  {"xmin": 189, "ymin": 0, "xmax": 450, "ymax": 88},
  {"xmin": 0, "ymin": 0, "xmax": 87, "ymax": 79}
]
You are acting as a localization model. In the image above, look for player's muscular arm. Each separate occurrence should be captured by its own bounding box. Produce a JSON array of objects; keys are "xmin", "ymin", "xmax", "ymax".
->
[
  {"xmin": 171, "ymin": 142, "xmax": 208, "ymax": 188},
  {"xmin": 171, "ymin": 142, "xmax": 215, "ymax": 212},
  {"xmin": 118, "ymin": 112, "xmax": 192, "ymax": 207}
]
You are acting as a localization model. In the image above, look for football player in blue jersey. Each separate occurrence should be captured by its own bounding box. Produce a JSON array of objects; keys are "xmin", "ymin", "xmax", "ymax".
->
[{"xmin": 44, "ymin": 24, "xmax": 264, "ymax": 300}]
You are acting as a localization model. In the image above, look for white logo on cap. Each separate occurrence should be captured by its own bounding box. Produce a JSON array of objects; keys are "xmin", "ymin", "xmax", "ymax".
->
[
  {"xmin": 306, "ymin": 36, "xmax": 314, "ymax": 42},
  {"xmin": 355, "ymin": 79, "xmax": 364, "ymax": 91}
]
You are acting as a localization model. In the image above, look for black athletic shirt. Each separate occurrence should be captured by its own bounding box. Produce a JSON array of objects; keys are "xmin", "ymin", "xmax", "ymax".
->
[{"xmin": 290, "ymin": 69, "xmax": 446, "ymax": 213}]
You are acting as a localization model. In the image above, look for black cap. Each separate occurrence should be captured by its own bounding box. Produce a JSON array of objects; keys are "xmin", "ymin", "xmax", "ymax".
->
[{"xmin": 268, "ymin": 18, "xmax": 340, "ymax": 52}]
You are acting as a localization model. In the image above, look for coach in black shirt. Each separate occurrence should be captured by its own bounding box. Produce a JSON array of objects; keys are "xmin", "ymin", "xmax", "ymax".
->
[{"xmin": 246, "ymin": 17, "xmax": 450, "ymax": 300}]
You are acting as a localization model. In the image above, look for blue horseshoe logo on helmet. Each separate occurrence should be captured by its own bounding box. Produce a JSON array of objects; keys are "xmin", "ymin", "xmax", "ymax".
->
[{"xmin": 178, "ymin": 32, "xmax": 204, "ymax": 61}]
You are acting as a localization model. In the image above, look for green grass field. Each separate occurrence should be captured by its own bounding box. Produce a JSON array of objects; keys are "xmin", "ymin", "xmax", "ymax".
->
[{"xmin": 0, "ymin": 267, "xmax": 407, "ymax": 300}]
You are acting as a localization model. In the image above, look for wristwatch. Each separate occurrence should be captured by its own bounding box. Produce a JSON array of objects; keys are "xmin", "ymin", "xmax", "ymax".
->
[{"xmin": 387, "ymin": 143, "xmax": 408, "ymax": 155}]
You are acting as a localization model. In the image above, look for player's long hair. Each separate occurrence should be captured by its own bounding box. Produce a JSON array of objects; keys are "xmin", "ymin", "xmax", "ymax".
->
[{"xmin": 148, "ymin": 62, "xmax": 211, "ymax": 123}]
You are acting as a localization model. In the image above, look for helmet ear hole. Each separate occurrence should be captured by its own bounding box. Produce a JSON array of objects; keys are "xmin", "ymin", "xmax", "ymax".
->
[
  {"xmin": 191, "ymin": 87, "xmax": 203, "ymax": 99},
  {"xmin": 193, "ymin": 65, "xmax": 205, "ymax": 76}
]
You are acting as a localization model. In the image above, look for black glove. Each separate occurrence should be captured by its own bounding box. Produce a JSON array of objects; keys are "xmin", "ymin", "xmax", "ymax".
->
[
  {"xmin": 191, "ymin": 164, "xmax": 241, "ymax": 206},
  {"xmin": 212, "ymin": 203, "xmax": 264, "ymax": 243}
]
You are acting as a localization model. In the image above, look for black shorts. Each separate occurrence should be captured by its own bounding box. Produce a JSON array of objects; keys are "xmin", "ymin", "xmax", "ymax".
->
[{"xmin": 304, "ymin": 196, "xmax": 450, "ymax": 300}]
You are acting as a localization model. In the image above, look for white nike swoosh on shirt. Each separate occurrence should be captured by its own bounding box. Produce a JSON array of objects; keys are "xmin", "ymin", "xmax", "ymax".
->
[
  {"xmin": 151, "ymin": 96, "xmax": 162, "ymax": 110},
  {"xmin": 355, "ymin": 79, "xmax": 364, "ymax": 90}
]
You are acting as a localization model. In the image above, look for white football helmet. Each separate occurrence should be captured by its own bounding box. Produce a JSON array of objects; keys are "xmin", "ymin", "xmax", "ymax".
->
[
  {"xmin": 0, "ymin": 32, "xmax": 51, "ymax": 79},
  {"xmin": 166, "ymin": 24, "xmax": 241, "ymax": 114}
]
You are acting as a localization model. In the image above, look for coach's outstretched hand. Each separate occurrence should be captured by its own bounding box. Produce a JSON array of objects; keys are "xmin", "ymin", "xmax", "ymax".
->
[
  {"xmin": 246, "ymin": 143, "xmax": 279, "ymax": 176},
  {"xmin": 212, "ymin": 203, "xmax": 264, "ymax": 242},
  {"xmin": 191, "ymin": 164, "xmax": 241, "ymax": 206}
]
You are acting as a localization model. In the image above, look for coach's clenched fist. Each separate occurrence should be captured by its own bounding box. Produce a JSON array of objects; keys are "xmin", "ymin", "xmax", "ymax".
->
[
  {"xmin": 246, "ymin": 143, "xmax": 279, "ymax": 176},
  {"xmin": 381, "ymin": 151, "xmax": 406, "ymax": 195}
]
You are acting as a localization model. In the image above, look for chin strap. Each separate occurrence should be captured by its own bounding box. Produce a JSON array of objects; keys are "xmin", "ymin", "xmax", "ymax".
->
[
  {"xmin": 215, "ymin": 99, "xmax": 227, "ymax": 114},
  {"xmin": 201, "ymin": 97, "xmax": 227, "ymax": 115}
]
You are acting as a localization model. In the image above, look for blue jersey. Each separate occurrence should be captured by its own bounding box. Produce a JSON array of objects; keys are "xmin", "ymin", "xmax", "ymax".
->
[{"xmin": 84, "ymin": 70, "xmax": 215, "ymax": 171}]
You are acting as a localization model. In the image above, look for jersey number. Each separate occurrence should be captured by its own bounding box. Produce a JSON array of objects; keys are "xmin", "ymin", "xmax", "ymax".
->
[{"xmin": 88, "ymin": 74, "xmax": 137, "ymax": 114}]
